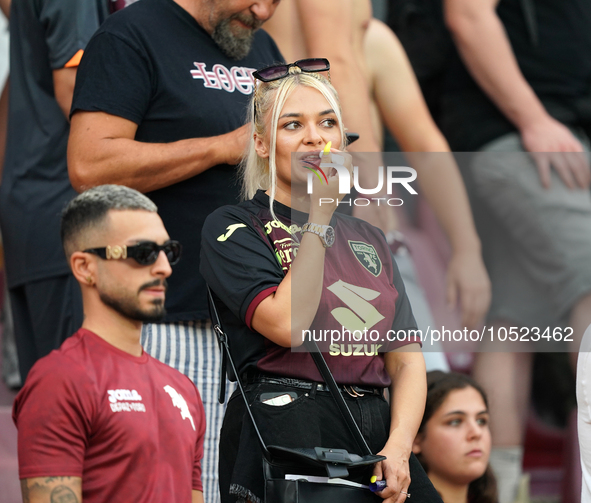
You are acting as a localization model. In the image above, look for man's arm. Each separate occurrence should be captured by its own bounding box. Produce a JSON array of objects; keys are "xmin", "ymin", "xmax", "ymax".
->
[
  {"xmin": 192, "ymin": 490, "xmax": 204, "ymax": 503},
  {"xmin": 20, "ymin": 477, "xmax": 82, "ymax": 503},
  {"xmin": 365, "ymin": 20, "xmax": 445, "ymax": 153},
  {"xmin": 0, "ymin": 0, "xmax": 10, "ymax": 18},
  {"xmin": 68, "ymin": 111, "xmax": 249, "ymax": 193},
  {"xmin": 366, "ymin": 19, "xmax": 490, "ymax": 328},
  {"xmin": 53, "ymin": 68, "xmax": 77, "ymax": 120},
  {"xmin": 445, "ymin": 0, "xmax": 590, "ymax": 188}
]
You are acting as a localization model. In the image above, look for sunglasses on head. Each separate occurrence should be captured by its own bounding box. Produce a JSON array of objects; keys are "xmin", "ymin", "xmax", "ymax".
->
[
  {"xmin": 253, "ymin": 58, "xmax": 330, "ymax": 82},
  {"xmin": 84, "ymin": 240, "xmax": 182, "ymax": 266}
]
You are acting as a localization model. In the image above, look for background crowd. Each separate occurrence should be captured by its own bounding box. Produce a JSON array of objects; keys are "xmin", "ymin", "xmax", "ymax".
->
[{"xmin": 0, "ymin": 0, "xmax": 590, "ymax": 502}]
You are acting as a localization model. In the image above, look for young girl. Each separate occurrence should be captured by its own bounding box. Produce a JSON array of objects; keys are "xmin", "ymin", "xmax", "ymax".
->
[{"xmin": 413, "ymin": 371, "xmax": 497, "ymax": 503}]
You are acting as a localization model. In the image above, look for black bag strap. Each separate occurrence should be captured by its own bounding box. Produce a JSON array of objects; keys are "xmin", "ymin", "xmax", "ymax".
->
[
  {"xmin": 207, "ymin": 285, "xmax": 373, "ymax": 458},
  {"xmin": 305, "ymin": 340, "xmax": 372, "ymax": 456},
  {"xmin": 215, "ymin": 317, "xmax": 228, "ymax": 404},
  {"xmin": 207, "ymin": 286, "xmax": 271, "ymax": 458}
]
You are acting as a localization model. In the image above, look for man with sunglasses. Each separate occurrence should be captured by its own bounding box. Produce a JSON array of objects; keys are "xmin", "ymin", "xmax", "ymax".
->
[
  {"xmin": 67, "ymin": 1, "xmax": 282, "ymax": 500},
  {"xmin": 13, "ymin": 184, "xmax": 206, "ymax": 503}
]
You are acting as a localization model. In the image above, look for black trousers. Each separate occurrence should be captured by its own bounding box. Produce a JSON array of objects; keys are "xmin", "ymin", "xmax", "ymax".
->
[{"xmin": 219, "ymin": 381, "xmax": 442, "ymax": 503}]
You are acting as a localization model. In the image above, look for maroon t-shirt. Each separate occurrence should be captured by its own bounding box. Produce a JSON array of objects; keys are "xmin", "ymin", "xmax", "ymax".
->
[
  {"xmin": 201, "ymin": 191, "xmax": 419, "ymax": 387},
  {"xmin": 13, "ymin": 328, "xmax": 205, "ymax": 502}
]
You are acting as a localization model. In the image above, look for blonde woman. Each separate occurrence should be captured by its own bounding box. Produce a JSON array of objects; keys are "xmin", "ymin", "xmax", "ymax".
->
[{"xmin": 201, "ymin": 61, "xmax": 440, "ymax": 503}]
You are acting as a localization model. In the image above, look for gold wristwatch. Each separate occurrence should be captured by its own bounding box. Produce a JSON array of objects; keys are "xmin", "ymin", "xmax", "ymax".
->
[{"xmin": 301, "ymin": 222, "xmax": 335, "ymax": 248}]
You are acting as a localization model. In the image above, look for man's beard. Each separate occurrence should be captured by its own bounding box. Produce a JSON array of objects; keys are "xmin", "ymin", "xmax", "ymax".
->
[
  {"xmin": 212, "ymin": 12, "xmax": 262, "ymax": 60},
  {"xmin": 99, "ymin": 279, "xmax": 167, "ymax": 323}
]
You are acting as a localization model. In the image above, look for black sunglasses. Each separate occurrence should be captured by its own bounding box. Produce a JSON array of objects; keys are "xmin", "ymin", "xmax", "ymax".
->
[
  {"xmin": 253, "ymin": 58, "xmax": 330, "ymax": 82},
  {"xmin": 84, "ymin": 240, "xmax": 182, "ymax": 266}
]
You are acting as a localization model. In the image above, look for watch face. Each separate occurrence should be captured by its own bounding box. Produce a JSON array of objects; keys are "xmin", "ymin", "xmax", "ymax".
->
[{"xmin": 324, "ymin": 226, "xmax": 335, "ymax": 247}]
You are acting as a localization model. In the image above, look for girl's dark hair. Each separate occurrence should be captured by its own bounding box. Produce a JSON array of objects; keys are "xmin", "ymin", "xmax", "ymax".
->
[{"xmin": 417, "ymin": 371, "xmax": 498, "ymax": 503}]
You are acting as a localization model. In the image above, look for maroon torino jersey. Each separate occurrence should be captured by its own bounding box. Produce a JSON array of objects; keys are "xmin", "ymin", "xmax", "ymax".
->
[
  {"xmin": 200, "ymin": 191, "xmax": 418, "ymax": 387},
  {"xmin": 13, "ymin": 329, "xmax": 205, "ymax": 502}
]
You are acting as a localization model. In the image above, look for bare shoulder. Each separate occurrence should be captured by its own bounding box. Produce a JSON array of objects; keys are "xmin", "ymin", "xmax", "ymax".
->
[
  {"xmin": 366, "ymin": 18, "xmax": 392, "ymax": 41},
  {"xmin": 364, "ymin": 19, "xmax": 405, "ymax": 61},
  {"xmin": 364, "ymin": 19, "xmax": 409, "ymax": 86}
]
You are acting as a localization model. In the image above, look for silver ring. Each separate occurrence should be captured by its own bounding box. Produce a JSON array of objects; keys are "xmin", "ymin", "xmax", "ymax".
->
[{"xmin": 401, "ymin": 490, "xmax": 411, "ymax": 498}]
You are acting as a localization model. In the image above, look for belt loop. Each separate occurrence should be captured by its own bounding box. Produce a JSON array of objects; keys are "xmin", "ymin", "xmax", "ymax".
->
[{"xmin": 309, "ymin": 382, "xmax": 318, "ymax": 400}]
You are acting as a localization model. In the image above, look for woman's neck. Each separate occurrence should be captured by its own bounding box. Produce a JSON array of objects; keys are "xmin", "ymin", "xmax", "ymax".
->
[
  {"xmin": 266, "ymin": 186, "xmax": 311, "ymax": 213},
  {"xmin": 428, "ymin": 473, "xmax": 470, "ymax": 503}
]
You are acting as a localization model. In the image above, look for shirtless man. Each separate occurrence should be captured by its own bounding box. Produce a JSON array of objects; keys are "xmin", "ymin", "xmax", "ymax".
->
[{"xmin": 265, "ymin": 1, "xmax": 490, "ymax": 334}]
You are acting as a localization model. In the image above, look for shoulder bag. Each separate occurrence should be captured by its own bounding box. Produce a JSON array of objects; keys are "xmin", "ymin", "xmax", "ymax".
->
[{"xmin": 207, "ymin": 286, "xmax": 384, "ymax": 503}]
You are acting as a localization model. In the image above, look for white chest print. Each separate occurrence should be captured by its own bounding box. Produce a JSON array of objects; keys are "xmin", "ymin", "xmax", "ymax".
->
[
  {"xmin": 107, "ymin": 389, "xmax": 146, "ymax": 413},
  {"xmin": 163, "ymin": 385, "xmax": 196, "ymax": 431},
  {"xmin": 190, "ymin": 62, "xmax": 256, "ymax": 94}
]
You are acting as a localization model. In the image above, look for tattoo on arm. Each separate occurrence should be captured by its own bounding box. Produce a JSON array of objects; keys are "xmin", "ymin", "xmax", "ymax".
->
[
  {"xmin": 21, "ymin": 476, "xmax": 81, "ymax": 503},
  {"xmin": 20, "ymin": 480, "xmax": 30, "ymax": 503},
  {"xmin": 50, "ymin": 486, "xmax": 79, "ymax": 503}
]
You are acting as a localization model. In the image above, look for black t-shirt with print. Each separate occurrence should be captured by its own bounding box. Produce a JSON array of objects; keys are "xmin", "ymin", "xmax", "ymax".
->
[
  {"xmin": 200, "ymin": 191, "xmax": 418, "ymax": 388},
  {"xmin": 71, "ymin": 0, "xmax": 283, "ymax": 320}
]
